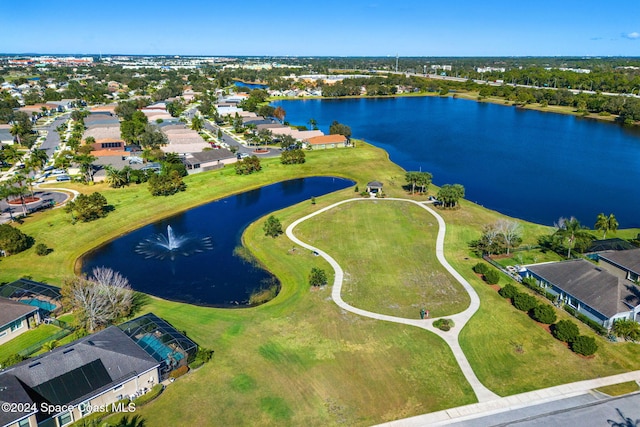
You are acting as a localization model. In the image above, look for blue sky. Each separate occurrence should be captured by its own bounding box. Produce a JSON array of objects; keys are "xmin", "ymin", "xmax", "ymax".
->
[{"xmin": 1, "ymin": 0, "xmax": 639, "ymax": 56}]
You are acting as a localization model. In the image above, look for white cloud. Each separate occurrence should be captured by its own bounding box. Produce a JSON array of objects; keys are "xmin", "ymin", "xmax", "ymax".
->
[{"xmin": 624, "ymin": 32, "xmax": 640, "ymax": 39}]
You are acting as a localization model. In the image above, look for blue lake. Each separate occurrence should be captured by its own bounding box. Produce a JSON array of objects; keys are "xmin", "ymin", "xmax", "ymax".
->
[
  {"xmin": 272, "ymin": 97, "xmax": 640, "ymax": 228},
  {"xmin": 234, "ymin": 80, "xmax": 268, "ymax": 90},
  {"xmin": 81, "ymin": 177, "xmax": 352, "ymax": 307}
]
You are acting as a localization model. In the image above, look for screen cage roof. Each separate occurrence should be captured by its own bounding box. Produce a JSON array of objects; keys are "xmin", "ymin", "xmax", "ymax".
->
[{"xmin": 118, "ymin": 313, "xmax": 198, "ymax": 363}]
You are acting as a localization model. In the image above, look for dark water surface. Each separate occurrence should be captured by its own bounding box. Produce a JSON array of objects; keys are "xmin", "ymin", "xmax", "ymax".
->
[
  {"xmin": 273, "ymin": 97, "xmax": 640, "ymax": 227},
  {"xmin": 82, "ymin": 177, "xmax": 352, "ymax": 306}
]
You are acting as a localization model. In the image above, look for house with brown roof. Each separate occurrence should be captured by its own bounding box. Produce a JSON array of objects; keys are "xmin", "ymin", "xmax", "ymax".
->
[
  {"xmin": 305, "ymin": 134, "xmax": 348, "ymax": 150},
  {"xmin": 523, "ymin": 259, "xmax": 640, "ymax": 328},
  {"xmin": 0, "ymin": 297, "xmax": 41, "ymax": 346}
]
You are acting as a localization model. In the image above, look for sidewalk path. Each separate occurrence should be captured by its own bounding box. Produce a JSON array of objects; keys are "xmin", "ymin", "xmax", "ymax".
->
[
  {"xmin": 286, "ymin": 196, "xmax": 640, "ymax": 426},
  {"xmin": 286, "ymin": 197, "xmax": 499, "ymax": 403}
]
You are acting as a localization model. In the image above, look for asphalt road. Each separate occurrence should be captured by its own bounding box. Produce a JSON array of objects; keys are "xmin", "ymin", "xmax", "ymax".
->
[
  {"xmin": 447, "ymin": 392, "xmax": 640, "ymax": 427},
  {"xmin": 203, "ymin": 120, "xmax": 282, "ymax": 158},
  {"xmin": 38, "ymin": 113, "xmax": 70, "ymax": 158}
]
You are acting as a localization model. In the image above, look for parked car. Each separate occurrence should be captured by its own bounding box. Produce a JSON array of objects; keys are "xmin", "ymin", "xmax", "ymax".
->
[
  {"xmin": 56, "ymin": 175, "xmax": 71, "ymax": 182},
  {"xmin": 52, "ymin": 169, "xmax": 66, "ymax": 175}
]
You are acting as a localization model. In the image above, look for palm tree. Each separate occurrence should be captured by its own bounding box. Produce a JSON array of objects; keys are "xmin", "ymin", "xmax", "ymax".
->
[
  {"xmin": 105, "ymin": 166, "xmax": 128, "ymax": 188},
  {"xmin": 27, "ymin": 149, "xmax": 49, "ymax": 172},
  {"xmin": 8, "ymin": 176, "xmax": 29, "ymax": 217},
  {"xmin": 554, "ymin": 217, "xmax": 594, "ymax": 258},
  {"xmin": 112, "ymin": 415, "xmax": 146, "ymax": 427},
  {"xmin": 191, "ymin": 115, "xmax": 204, "ymax": 131},
  {"xmin": 0, "ymin": 183, "xmax": 16, "ymax": 220},
  {"xmin": 594, "ymin": 213, "xmax": 619, "ymax": 239}
]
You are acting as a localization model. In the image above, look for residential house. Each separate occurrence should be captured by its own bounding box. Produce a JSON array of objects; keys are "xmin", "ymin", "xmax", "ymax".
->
[
  {"xmin": 0, "ymin": 125, "xmax": 14, "ymax": 145},
  {"xmin": 0, "ymin": 326, "xmax": 160, "ymax": 427},
  {"xmin": 181, "ymin": 149, "xmax": 237, "ymax": 173},
  {"xmin": 305, "ymin": 134, "xmax": 348, "ymax": 150},
  {"xmin": 523, "ymin": 259, "xmax": 640, "ymax": 328},
  {"xmin": 597, "ymin": 248, "xmax": 640, "ymax": 283},
  {"xmin": 0, "ymin": 298, "xmax": 40, "ymax": 346}
]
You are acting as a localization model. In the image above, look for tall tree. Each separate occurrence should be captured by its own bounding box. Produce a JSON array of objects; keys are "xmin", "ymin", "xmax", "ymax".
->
[
  {"xmin": 554, "ymin": 217, "xmax": 594, "ymax": 258},
  {"xmin": 61, "ymin": 267, "xmax": 133, "ymax": 332},
  {"xmin": 437, "ymin": 184, "xmax": 465, "ymax": 208},
  {"xmin": 594, "ymin": 213, "xmax": 619, "ymax": 239},
  {"xmin": 191, "ymin": 115, "xmax": 204, "ymax": 131},
  {"xmin": 405, "ymin": 171, "xmax": 419, "ymax": 194}
]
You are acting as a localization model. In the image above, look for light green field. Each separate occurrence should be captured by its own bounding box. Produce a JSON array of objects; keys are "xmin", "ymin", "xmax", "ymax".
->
[{"xmin": 295, "ymin": 201, "xmax": 470, "ymax": 318}]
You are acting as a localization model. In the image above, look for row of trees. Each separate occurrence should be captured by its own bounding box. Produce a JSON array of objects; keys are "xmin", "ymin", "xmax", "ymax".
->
[
  {"xmin": 498, "ymin": 284, "xmax": 598, "ymax": 356},
  {"xmin": 405, "ymin": 171, "xmax": 432, "ymax": 194}
]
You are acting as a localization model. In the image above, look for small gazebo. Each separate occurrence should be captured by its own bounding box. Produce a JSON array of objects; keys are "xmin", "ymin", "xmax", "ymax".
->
[{"xmin": 366, "ymin": 181, "xmax": 383, "ymax": 194}]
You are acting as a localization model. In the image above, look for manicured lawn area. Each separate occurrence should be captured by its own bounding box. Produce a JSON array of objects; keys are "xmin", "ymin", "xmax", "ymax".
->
[
  {"xmin": 135, "ymin": 195, "xmax": 476, "ymax": 426},
  {"xmin": 596, "ymin": 381, "xmax": 640, "ymax": 396},
  {"xmin": 492, "ymin": 249, "xmax": 564, "ymax": 268},
  {"xmin": 438, "ymin": 201, "xmax": 640, "ymax": 396},
  {"xmin": 4, "ymin": 139, "xmax": 640, "ymax": 425},
  {"xmin": 295, "ymin": 200, "xmax": 470, "ymax": 318},
  {"xmin": 0, "ymin": 324, "xmax": 61, "ymax": 360}
]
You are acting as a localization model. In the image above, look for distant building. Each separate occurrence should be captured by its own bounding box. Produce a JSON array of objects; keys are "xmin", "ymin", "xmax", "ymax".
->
[{"xmin": 305, "ymin": 134, "xmax": 348, "ymax": 150}]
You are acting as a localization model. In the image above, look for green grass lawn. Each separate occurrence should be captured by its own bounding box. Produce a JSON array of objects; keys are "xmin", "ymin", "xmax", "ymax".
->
[
  {"xmin": 135, "ymin": 192, "xmax": 475, "ymax": 426},
  {"xmin": 492, "ymin": 249, "xmax": 564, "ymax": 268},
  {"xmin": 0, "ymin": 324, "xmax": 61, "ymax": 360},
  {"xmin": 596, "ymin": 381, "xmax": 640, "ymax": 396},
  {"xmin": 3, "ymin": 140, "xmax": 640, "ymax": 425},
  {"xmin": 295, "ymin": 200, "xmax": 470, "ymax": 318},
  {"xmin": 436, "ymin": 201, "xmax": 640, "ymax": 396}
]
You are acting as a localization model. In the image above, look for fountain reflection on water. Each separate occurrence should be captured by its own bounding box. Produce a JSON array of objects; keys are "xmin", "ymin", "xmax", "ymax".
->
[{"xmin": 135, "ymin": 225, "xmax": 213, "ymax": 260}]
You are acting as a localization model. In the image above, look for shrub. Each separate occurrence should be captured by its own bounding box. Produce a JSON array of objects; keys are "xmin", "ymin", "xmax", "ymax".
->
[
  {"xmin": 564, "ymin": 305, "xmax": 576, "ymax": 316},
  {"xmin": 483, "ymin": 269, "xmax": 500, "ymax": 285},
  {"xmin": 513, "ymin": 293, "xmax": 538, "ymax": 312},
  {"xmin": 612, "ymin": 319, "xmax": 640, "ymax": 341},
  {"xmin": 309, "ymin": 267, "xmax": 328, "ymax": 287},
  {"xmin": 133, "ymin": 384, "xmax": 164, "ymax": 406},
  {"xmin": 531, "ymin": 304, "xmax": 557, "ymax": 324},
  {"xmin": 169, "ymin": 365, "xmax": 189, "ymax": 379},
  {"xmin": 263, "ymin": 215, "xmax": 283, "ymax": 238},
  {"xmin": 0, "ymin": 224, "xmax": 30, "ymax": 255},
  {"xmin": 571, "ymin": 335, "xmax": 598, "ymax": 356},
  {"xmin": 473, "ymin": 262, "xmax": 489, "ymax": 275},
  {"xmin": 35, "ymin": 243, "xmax": 49, "ymax": 256},
  {"xmin": 0, "ymin": 353, "xmax": 25, "ymax": 368},
  {"xmin": 552, "ymin": 320, "xmax": 580, "ymax": 343},
  {"xmin": 576, "ymin": 313, "xmax": 607, "ymax": 336},
  {"xmin": 433, "ymin": 318, "xmax": 454, "ymax": 331},
  {"xmin": 498, "ymin": 284, "xmax": 518, "ymax": 299}
]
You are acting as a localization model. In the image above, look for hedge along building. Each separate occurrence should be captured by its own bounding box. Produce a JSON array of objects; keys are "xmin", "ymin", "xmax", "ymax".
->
[{"xmin": 523, "ymin": 259, "xmax": 640, "ymax": 328}]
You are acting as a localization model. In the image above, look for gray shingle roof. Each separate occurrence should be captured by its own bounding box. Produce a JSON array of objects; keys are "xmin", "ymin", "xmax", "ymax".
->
[
  {"xmin": 598, "ymin": 248, "xmax": 640, "ymax": 276},
  {"xmin": 1, "ymin": 326, "xmax": 159, "ymax": 412},
  {"xmin": 526, "ymin": 259, "xmax": 639, "ymax": 318},
  {"xmin": 0, "ymin": 374, "xmax": 37, "ymax": 427},
  {"xmin": 185, "ymin": 149, "xmax": 235, "ymax": 165},
  {"xmin": 0, "ymin": 297, "xmax": 37, "ymax": 329}
]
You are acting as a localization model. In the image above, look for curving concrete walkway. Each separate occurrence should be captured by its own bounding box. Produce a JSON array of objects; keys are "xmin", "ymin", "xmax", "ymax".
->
[{"xmin": 286, "ymin": 197, "xmax": 500, "ymax": 403}]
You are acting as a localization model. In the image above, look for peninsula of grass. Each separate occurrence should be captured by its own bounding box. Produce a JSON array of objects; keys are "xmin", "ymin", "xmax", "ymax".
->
[{"xmin": 295, "ymin": 200, "xmax": 469, "ymax": 318}]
